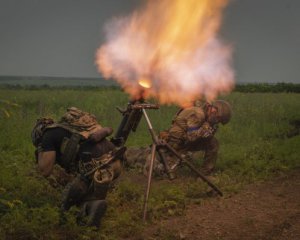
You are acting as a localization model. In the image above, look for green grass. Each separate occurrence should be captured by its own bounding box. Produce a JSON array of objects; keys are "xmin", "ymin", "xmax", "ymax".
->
[{"xmin": 0, "ymin": 88, "xmax": 299, "ymax": 239}]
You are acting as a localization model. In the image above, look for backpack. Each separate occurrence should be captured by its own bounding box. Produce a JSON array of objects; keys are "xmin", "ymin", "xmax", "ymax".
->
[{"xmin": 55, "ymin": 107, "xmax": 102, "ymax": 139}]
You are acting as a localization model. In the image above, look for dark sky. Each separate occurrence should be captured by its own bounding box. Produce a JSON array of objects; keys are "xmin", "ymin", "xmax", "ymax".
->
[{"xmin": 0, "ymin": 0, "xmax": 299, "ymax": 83}]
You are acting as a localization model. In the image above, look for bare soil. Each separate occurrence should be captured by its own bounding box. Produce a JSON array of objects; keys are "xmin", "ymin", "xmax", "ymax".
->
[{"xmin": 139, "ymin": 169, "xmax": 300, "ymax": 240}]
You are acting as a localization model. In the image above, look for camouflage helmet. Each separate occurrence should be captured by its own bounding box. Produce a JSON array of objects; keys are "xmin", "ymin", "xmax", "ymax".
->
[
  {"xmin": 212, "ymin": 100, "xmax": 232, "ymax": 125},
  {"xmin": 31, "ymin": 117, "xmax": 54, "ymax": 147}
]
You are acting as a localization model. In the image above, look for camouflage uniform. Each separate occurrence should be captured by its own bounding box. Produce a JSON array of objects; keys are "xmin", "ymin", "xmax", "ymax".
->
[
  {"xmin": 124, "ymin": 106, "xmax": 219, "ymax": 176},
  {"xmin": 123, "ymin": 146, "xmax": 167, "ymax": 177},
  {"xmin": 125, "ymin": 100, "xmax": 231, "ymax": 177},
  {"xmin": 167, "ymin": 106, "xmax": 219, "ymax": 174}
]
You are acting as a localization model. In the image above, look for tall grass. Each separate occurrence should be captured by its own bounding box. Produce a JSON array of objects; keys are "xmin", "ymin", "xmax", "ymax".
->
[{"xmin": 0, "ymin": 88, "xmax": 299, "ymax": 239}]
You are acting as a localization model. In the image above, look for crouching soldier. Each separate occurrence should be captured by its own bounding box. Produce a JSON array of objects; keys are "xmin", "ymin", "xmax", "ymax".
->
[
  {"xmin": 165, "ymin": 100, "xmax": 232, "ymax": 175},
  {"xmin": 132, "ymin": 100, "xmax": 232, "ymax": 178},
  {"xmin": 31, "ymin": 107, "xmax": 122, "ymax": 228}
]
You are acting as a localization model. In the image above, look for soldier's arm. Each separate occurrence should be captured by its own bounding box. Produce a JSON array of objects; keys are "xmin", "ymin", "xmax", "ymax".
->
[
  {"xmin": 38, "ymin": 151, "xmax": 56, "ymax": 177},
  {"xmin": 186, "ymin": 108, "xmax": 214, "ymax": 142},
  {"xmin": 37, "ymin": 130, "xmax": 57, "ymax": 177},
  {"xmin": 186, "ymin": 122, "xmax": 216, "ymax": 141}
]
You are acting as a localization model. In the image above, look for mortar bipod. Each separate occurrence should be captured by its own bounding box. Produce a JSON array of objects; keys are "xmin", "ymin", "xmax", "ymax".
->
[{"xmin": 141, "ymin": 108, "xmax": 223, "ymax": 222}]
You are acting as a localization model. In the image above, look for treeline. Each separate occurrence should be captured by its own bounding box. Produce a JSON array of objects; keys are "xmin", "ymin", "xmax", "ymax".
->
[
  {"xmin": 0, "ymin": 75, "xmax": 118, "ymax": 88},
  {"xmin": 0, "ymin": 82, "xmax": 300, "ymax": 93},
  {"xmin": 234, "ymin": 83, "xmax": 300, "ymax": 93},
  {"xmin": 0, "ymin": 84, "xmax": 121, "ymax": 91}
]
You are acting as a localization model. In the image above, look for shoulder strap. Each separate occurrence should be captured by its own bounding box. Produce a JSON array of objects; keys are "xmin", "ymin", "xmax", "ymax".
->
[{"xmin": 171, "ymin": 108, "xmax": 184, "ymax": 124}]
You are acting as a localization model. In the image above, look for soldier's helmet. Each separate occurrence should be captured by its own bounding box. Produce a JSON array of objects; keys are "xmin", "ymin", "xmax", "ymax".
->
[
  {"xmin": 31, "ymin": 117, "xmax": 54, "ymax": 147},
  {"xmin": 212, "ymin": 100, "xmax": 232, "ymax": 125}
]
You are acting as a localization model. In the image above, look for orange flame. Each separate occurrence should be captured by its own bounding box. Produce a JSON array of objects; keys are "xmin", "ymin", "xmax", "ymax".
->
[
  {"xmin": 138, "ymin": 78, "xmax": 152, "ymax": 89},
  {"xmin": 96, "ymin": 0, "xmax": 234, "ymax": 106}
]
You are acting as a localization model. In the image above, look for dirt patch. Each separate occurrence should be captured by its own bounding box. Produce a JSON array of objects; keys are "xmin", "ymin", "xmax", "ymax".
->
[{"xmin": 138, "ymin": 169, "xmax": 300, "ymax": 240}]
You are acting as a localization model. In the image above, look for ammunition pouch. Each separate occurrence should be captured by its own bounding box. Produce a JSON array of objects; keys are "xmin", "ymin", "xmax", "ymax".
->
[
  {"xmin": 60, "ymin": 133, "xmax": 82, "ymax": 171},
  {"xmin": 79, "ymin": 147, "xmax": 125, "ymax": 180},
  {"xmin": 93, "ymin": 159, "xmax": 122, "ymax": 183},
  {"xmin": 76, "ymin": 149, "xmax": 124, "ymax": 201}
]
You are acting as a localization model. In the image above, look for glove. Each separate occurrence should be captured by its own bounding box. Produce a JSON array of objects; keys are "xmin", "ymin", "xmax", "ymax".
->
[
  {"xmin": 186, "ymin": 122, "xmax": 217, "ymax": 142},
  {"xmin": 198, "ymin": 122, "xmax": 216, "ymax": 138}
]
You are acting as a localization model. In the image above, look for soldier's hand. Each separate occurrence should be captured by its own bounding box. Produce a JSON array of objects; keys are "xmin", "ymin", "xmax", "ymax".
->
[
  {"xmin": 197, "ymin": 122, "xmax": 215, "ymax": 138},
  {"xmin": 186, "ymin": 122, "xmax": 216, "ymax": 142}
]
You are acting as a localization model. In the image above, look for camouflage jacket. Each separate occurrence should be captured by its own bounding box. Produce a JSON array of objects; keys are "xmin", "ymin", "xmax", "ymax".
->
[{"xmin": 168, "ymin": 106, "xmax": 217, "ymax": 144}]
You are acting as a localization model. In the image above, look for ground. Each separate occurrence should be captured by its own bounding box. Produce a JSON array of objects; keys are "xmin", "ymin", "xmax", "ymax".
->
[{"xmin": 138, "ymin": 169, "xmax": 300, "ymax": 240}]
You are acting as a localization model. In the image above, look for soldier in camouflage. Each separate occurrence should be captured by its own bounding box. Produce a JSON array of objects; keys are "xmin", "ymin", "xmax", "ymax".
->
[
  {"xmin": 166, "ymin": 100, "xmax": 232, "ymax": 175},
  {"xmin": 31, "ymin": 107, "xmax": 122, "ymax": 229},
  {"xmin": 126, "ymin": 100, "xmax": 232, "ymax": 177}
]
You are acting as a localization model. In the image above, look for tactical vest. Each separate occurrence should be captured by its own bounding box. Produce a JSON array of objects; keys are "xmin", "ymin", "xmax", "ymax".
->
[
  {"xmin": 44, "ymin": 123, "xmax": 90, "ymax": 172},
  {"xmin": 45, "ymin": 107, "xmax": 103, "ymax": 172}
]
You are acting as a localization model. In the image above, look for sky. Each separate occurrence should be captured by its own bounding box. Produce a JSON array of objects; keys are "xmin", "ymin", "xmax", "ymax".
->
[{"xmin": 0, "ymin": 0, "xmax": 299, "ymax": 83}]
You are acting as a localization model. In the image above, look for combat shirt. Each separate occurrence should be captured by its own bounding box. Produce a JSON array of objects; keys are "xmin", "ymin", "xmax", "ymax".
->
[
  {"xmin": 169, "ymin": 106, "xmax": 206, "ymax": 142},
  {"xmin": 169, "ymin": 105, "xmax": 219, "ymax": 148}
]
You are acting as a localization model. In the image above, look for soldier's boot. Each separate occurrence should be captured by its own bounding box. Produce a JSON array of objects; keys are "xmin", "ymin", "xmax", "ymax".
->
[
  {"xmin": 78, "ymin": 200, "xmax": 107, "ymax": 229},
  {"xmin": 201, "ymin": 137, "xmax": 219, "ymax": 176}
]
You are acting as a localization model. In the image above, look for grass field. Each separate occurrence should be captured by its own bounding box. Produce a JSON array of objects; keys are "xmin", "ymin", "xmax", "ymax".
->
[{"xmin": 0, "ymin": 87, "xmax": 299, "ymax": 239}]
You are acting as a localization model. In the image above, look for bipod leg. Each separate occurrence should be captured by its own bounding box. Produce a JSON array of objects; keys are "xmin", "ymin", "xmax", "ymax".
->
[
  {"xmin": 164, "ymin": 142, "xmax": 223, "ymax": 197},
  {"xmin": 142, "ymin": 143, "xmax": 157, "ymax": 222}
]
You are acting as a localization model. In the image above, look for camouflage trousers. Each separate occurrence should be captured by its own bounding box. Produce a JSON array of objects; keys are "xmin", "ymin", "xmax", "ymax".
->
[
  {"xmin": 124, "ymin": 147, "xmax": 167, "ymax": 177},
  {"xmin": 168, "ymin": 136, "xmax": 219, "ymax": 175},
  {"xmin": 124, "ymin": 136, "xmax": 219, "ymax": 177},
  {"xmin": 60, "ymin": 159, "xmax": 122, "ymax": 228}
]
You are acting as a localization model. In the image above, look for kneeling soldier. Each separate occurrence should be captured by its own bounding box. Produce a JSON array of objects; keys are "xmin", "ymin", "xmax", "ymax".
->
[
  {"xmin": 165, "ymin": 100, "xmax": 232, "ymax": 175},
  {"xmin": 31, "ymin": 107, "xmax": 122, "ymax": 228}
]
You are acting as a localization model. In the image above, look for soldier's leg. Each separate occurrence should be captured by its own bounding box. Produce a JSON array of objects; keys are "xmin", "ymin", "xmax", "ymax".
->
[
  {"xmin": 76, "ymin": 177, "xmax": 109, "ymax": 228},
  {"xmin": 143, "ymin": 147, "xmax": 166, "ymax": 178},
  {"xmin": 77, "ymin": 164, "xmax": 118, "ymax": 228},
  {"xmin": 79, "ymin": 200, "xmax": 107, "ymax": 229},
  {"xmin": 200, "ymin": 137, "xmax": 219, "ymax": 175},
  {"xmin": 183, "ymin": 137, "xmax": 219, "ymax": 175},
  {"xmin": 61, "ymin": 176, "xmax": 90, "ymax": 211},
  {"xmin": 125, "ymin": 147, "xmax": 150, "ymax": 170}
]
